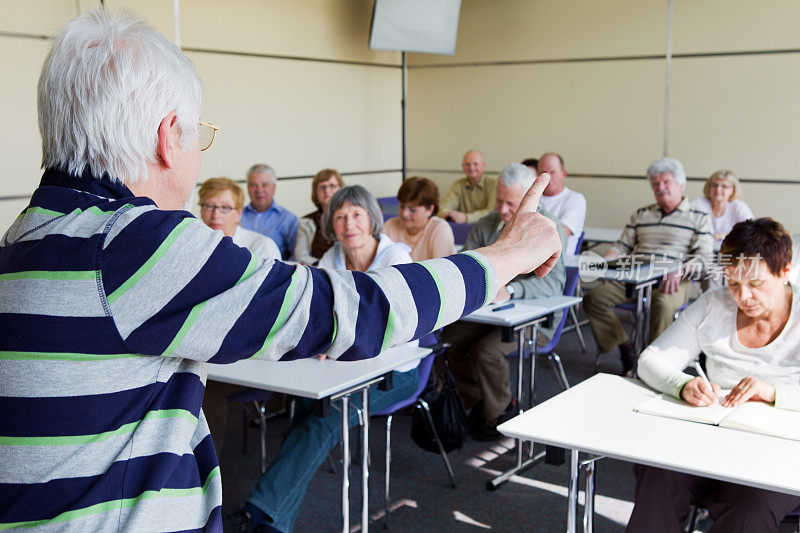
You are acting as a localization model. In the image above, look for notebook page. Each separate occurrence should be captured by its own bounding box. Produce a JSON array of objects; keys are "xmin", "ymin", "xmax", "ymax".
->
[
  {"xmin": 634, "ymin": 393, "xmax": 732, "ymax": 426},
  {"xmin": 719, "ymin": 402, "xmax": 800, "ymax": 442}
]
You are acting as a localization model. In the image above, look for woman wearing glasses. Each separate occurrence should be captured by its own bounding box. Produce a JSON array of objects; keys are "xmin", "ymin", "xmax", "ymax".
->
[
  {"xmin": 198, "ymin": 177, "xmax": 281, "ymax": 261},
  {"xmin": 294, "ymin": 168, "xmax": 344, "ymax": 265}
]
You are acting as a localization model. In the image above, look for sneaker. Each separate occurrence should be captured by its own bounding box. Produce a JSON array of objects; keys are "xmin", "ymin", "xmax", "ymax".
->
[{"xmin": 619, "ymin": 342, "xmax": 637, "ymax": 376}]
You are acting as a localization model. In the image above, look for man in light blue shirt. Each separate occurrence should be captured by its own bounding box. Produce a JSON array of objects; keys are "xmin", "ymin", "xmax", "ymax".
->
[{"xmin": 241, "ymin": 164, "xmax": 299, "ymax": 260}]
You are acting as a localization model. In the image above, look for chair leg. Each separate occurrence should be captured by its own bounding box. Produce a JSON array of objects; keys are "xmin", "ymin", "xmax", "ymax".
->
[
  {"xmin": 257, "ymin": 401, "xmax": 268, "ymax": 474},
  {"xmin": 594, "ymin": 352, "xmax": 601, "ymax": 374},
  {"xmin": 416, "ymin": 399, "xmax": 456, "ymax": 488},
  {"xmin": 384, "ymin": 415, "xmax": 392, "ymax": 529},
  {"xmin": 569, "ymin": 307, "xmax": 588, "ymax": 353},
  {"xmin": 548, "ymin": 353, "xmax": 570, "ymax": 390}
]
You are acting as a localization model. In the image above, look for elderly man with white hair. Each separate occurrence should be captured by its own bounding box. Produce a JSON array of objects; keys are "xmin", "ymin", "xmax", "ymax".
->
[
  {"xmin": 584, "ymin": 157, "xmax": 714, "ymax": 375},
  {"xmin": 441, "ymin": 163, "xmax": 567, "ymax": 441},
  {"xmin": 0, "ymin": 10, "xmax": 563, "ymax": 532},
  {"xmin": 241, "ymin": 163, "xmax": 299, "ymax": 260}
]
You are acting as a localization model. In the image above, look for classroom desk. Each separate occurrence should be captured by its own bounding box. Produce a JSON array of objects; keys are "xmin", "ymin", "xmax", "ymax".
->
[
  {"xmin": 461, "ymin": 295, "xmax": 582, "ymax": 490},
  {"xmin": 499, "ymin": 373, "xmax": 800, "ymax": 533},
  {"xmin": 207, "ymin": 344, "xmax": 430, "ymax": 533},
  {"xmin": 575, "ymin": 258, "xmax": 682, "ymax": 374},
  {"xmin": 581, "ymin": 227, "xmax": 621, "ymax": 250}
]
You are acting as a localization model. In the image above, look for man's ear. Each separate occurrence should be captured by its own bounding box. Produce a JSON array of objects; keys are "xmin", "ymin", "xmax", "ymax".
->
[{"xmin": 156, "ymin": 111, "xmax": 179, "ymax": 169}]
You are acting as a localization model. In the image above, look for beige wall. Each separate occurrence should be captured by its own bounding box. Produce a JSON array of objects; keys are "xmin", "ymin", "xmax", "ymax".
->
[
  {"xmin": 0, "ymin": 1, "xmax": 402, "ymax": 232},
  {"xmin": 408, "ymin": 0, "xmax": 800, "ymax": 232}
]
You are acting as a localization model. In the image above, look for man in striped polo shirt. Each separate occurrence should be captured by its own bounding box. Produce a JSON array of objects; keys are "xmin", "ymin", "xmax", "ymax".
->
[
  {"xmin": 584, "ymin": 157, "xmax": 713, "ymax": 375},
  {"xmin": 0, "ymin": 10, "xmax": 562, "ymax": 532}
]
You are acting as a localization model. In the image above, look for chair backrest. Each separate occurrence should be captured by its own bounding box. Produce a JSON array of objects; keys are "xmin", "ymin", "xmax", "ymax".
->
[
  {"xmin": 371, "ymin": 333, "xmax": 442, "ymax": 416},
  {"xmin": 538, "ymin": 267, "xmax": 580, "ymax": 354},
  {"xmin": 574, "ymin": 231, "xmax": 585, "ymax": 255},
  {"xmin": 449, "ymin": 222, "xmax": 475, "ymax": 245}
]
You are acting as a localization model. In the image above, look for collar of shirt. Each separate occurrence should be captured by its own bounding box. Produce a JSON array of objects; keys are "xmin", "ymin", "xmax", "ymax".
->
[
  {"xmin": 244, "ymin": 202, "xmax": 283, "ymax": 216},
  {"xmin": 40, "ymin": 167, "xmax": 135, "ymax": 200},
  {"xmin": 465, "ymin": 176, "xmax": 487, "ymax": 191},
  {"xmin": 653, "ymin": 196, "xmax": 690, "ymax": 217}
]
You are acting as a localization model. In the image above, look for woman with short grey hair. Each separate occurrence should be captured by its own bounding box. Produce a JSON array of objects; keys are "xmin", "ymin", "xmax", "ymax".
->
[{"xmin": 319, "ymin": 185, "xmax": 412, "ymax": 271}]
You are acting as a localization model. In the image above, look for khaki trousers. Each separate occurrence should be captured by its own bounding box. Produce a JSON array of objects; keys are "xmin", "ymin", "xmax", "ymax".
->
[
  {"xmin": 440, "ymin": 321, "xmax": 547, "ymax": 424},
  {"xmin": 584, "ymin": 280, "xmax": 691, "ymax": 354}
]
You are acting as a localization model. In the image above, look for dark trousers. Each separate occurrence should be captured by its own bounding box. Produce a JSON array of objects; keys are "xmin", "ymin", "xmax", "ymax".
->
[{"xmin": 626, "ymin": 464, "xmax": 800, "ymax": 533}]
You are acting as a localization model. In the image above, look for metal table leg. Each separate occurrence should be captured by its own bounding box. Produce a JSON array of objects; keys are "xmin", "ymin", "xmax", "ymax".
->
[
  {"xmin": 341, "ymin": 395, "xmax": 350, "ymax": 533},
  {"xmin": 567, "ymin": 449, "xmax": 579, "ymax": 533},
  {"xmin": 582, "ymin": 458, "xmax": 596, "ymax": 533},
  {"xmin": 488, "ymin": 323, "xmax": 546, "ymax": 490},
  {"xmin": 361, "ymin": 388, "xmax": 370, "ymax": 532}
]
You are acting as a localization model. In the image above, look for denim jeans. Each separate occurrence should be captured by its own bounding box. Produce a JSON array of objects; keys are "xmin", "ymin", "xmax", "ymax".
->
[{"xmin": 246, "ymin": 367, "xmax": 419, "ymax": 532}]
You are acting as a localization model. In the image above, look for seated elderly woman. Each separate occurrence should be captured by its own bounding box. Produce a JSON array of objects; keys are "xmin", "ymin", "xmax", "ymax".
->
[
  {"xmin": 627, "ymin": 218, "xmax": 800, "ymax": 533},
  {"xmin": 383, "ymin": 176, "xmax": 456, "ymax": 260},
  {"xmin": 318, "ymin": 184, "xmax": 413, "ymax": 270},
  {"xmin": 237, "ymin": 185, "xmax": 418, "ymax": 533},
  {"xmin": 691, "ymin": 170, "xmax": 754, "ymax": 251},
  {"xmin": 294, "ymin": 168, "xmax": 343, "ymax": 265},
  {"xmin": 198, "ymin": 177, "xmax": 281, "ymax": 261}
]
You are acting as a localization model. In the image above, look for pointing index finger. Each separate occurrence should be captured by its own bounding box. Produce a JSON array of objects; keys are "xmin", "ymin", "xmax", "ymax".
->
[{"xmin": 516, "ymin": 172, "xmax": 550, "ymax": 215}]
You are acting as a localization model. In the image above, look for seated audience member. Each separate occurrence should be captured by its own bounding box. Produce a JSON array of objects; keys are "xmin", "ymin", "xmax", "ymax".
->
[
  {"xmin": 691, "ymin": 169, "xmax": 754, "ymax": 251},
  {"xmin": 294, "ymin": 168, "xmax": 343, "ymax": 265},
  {"xmin": 234, "ymin": 185, "xmax": 417, "ymax": 533},
  {"xmin": 241, "ymin": 164, "xmax": 299, "ymax": 260},
  {"xmin": 318, "ymin": 185, "xmax": 413, "ymax": 269},
  {"xmin": 440, "ymin": 150, "xmax": 497, "ymax": 223},
  {"xmin": 384, "ymin": 176, "xmax": 456, "ymax": 260},
  {"xmin": 537, "ymin": 152, "xmax": 587, "ymax": 254},
  {"xmin": 521, "ymin": 157, "xmax": 539, "ymax": 174},
  {"xmin": 197, "ymin": 178, "xmax": 281, "ymax": 453},
  {"xmin": 198, "ymin": 177, "xmax": 281, "ymax": 261},
  {"xmin": 628, "ymin": 218, "xmax": 800, "ymax": 533},
  {"xmin": 584, "ymin": 157, "xmax": 713, "ymax": 375},
  {"xmin": 441, "ymin": 163, "xmax": 567, "ymax": 440}
]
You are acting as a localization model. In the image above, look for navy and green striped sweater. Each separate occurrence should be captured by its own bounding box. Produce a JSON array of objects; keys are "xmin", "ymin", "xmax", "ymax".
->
[{"xmin": 0, "ymin": 168, "xmax": 496, "ymax": 531}]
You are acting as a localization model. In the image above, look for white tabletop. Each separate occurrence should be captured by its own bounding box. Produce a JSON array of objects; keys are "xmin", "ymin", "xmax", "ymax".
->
[
  {"xmin": 567, "ymin": 256, "xmax": 682, "ymax": 284},
  {"xmin": 207, "ymin": 344, "xmax": 430, "ymax": 400},
  {"xmin": 498, "ymin": 373, "xmax": 800, "ymax": 496},
  {"xmin": 461, "ymin": 295, "xmax": 582, "ymax": 327},
  {"xmin": 583, "ymin": 227, "xmax": 621, "ymax": 244}
]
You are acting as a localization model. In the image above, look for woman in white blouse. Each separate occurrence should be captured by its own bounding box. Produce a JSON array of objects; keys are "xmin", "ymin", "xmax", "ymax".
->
[
  {"xmin": 627, "ymin": 218, "xmax": 800, "ymax": 533},
  {"xmin": 691, "ymin": 170, "xmax": 754, "ymax": 251}
]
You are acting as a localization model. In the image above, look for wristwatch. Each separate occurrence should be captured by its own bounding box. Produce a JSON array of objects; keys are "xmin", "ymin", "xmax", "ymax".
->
[{"xmin": 506, "ymin": 284, "xmax": 516, "ymax": 299}]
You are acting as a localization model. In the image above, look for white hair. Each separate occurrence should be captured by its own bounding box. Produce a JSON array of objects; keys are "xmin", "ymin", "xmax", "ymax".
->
[
  {"xmin": 247, "ymin": 164, "xmax": 277, "ymax": 183},
  {"xmin": 38, "ymin": 9, "xmax": 202, "ymax": 184},
  {"xmin": 646, "ymin": 157, "xmax": 686, "ymax": 186},
  {"xmin": 497, "ymin": 163, "xmax": 535, "ymax": 190}
]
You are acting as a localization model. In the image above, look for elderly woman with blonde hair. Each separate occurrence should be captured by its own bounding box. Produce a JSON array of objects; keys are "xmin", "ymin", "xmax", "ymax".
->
[{"xmin": 691, "ymin": 170, "xmax": 754, "ymax": 250}]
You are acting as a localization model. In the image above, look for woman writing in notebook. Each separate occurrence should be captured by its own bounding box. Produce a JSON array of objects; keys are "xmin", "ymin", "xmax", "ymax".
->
[{"xmin": 627, "ymin": 218, "xmax": 800, "ymax": 533}]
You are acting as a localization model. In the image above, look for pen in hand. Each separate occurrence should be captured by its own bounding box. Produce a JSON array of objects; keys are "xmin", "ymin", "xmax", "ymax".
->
[{"xmin": 694, "ymin": 362, "xmax": 718, "ymax": 405}]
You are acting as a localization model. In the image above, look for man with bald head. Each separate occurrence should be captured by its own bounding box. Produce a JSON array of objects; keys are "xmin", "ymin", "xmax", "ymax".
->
[
  {"xmin": 537, "ymin": 152, "xmax": 586, "ymax": 254},
  {"xmin": 440, "ymin": 150, "xmax": 497, "ymax": 224}
]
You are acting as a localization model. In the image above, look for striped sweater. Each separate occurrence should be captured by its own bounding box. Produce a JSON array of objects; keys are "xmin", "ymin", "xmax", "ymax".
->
[{"xmin": 0, "ymin": 168, "xmax": 497, "ymax": 532}]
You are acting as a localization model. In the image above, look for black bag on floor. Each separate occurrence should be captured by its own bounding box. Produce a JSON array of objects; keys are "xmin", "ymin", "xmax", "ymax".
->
[{"xmin": 410, "ymin": 370, "xmax": 467, "ymax": 453}]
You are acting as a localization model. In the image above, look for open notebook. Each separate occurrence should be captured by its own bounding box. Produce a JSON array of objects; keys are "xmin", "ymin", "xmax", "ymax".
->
[{"xmin": 634, "ymin": 393, "xmax": 800, "ymax": 442}]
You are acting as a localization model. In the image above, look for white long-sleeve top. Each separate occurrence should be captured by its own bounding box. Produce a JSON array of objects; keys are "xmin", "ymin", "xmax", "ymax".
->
[{"xmin": 638, "ymin": 286, "xmax": 800, "ymax": 411}]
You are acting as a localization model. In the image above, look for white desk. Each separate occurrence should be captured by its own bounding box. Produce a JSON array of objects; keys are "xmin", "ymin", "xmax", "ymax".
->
[
  {"xmin": 208, "ymin": 344, "xmax": 430, "ymax": 533},
  {"xmin": 499, "ymin": 374, "xmax": 800, "ymax": 532},
  {"xmin": 582, "ymin": 227, "xmax": 621, "ymax": 249},
  {"xmin": 461, "ymin": 295, "xmax": 582, "ymax": 489}
]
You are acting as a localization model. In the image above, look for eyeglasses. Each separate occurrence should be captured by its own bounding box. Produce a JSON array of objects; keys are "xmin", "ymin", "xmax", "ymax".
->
[
  {"xmin": 200, "ymin": 204, "xmax": 236, "ymax": 215},
  {"xmin": 198, "ymin": 121, "xmax": 219, "ymax": 151}
]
